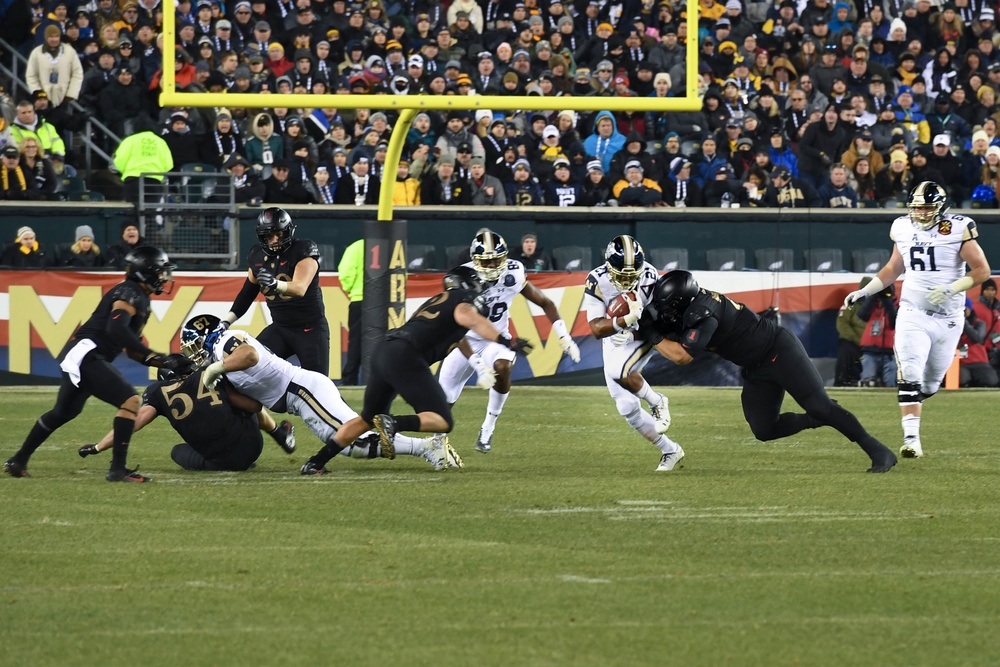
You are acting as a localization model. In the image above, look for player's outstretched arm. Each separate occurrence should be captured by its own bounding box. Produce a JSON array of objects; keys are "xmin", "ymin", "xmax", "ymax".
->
[
  {"xmin": 523, "ymin": 282, "xmax": 580, "ymax": 362},
  {"xmin": 89, "ymin": 405, "xmax": 159, "ymax": 454},
  {"xmin": 844, "ymin": 246, "xmax": 905, "ymax": 307},
  {"xmin": 203, "ymin": 344, "xmax": 260, "ymax": 389},
  {"xmin": 655, "ymin": 339, "xmax": 693, "ymax": 365},
  {"xmin": 455, "ymin": 302, "xmax": 533, "ymax": 353}
]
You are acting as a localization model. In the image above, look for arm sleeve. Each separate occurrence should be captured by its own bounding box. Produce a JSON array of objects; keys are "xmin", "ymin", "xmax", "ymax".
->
[
  {"xmin": 107, "ymin": 309, "xmax": 153, "ymax": 358},
  {"xmin": 681, "ymin": 317, "xmax": 719, "ymax": 352},
  {"xmin": 229, "ymin": 278, "xmax": 259, "ymax": 318}
]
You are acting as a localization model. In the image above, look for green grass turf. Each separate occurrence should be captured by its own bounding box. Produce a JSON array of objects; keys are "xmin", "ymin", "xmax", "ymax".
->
[{"xmin": 1, "ymin": 385, "xmax": 999, "ymax": 667}]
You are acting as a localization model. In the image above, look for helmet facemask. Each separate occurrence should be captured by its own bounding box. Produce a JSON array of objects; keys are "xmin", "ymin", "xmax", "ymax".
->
[
  {"xmin": 180, "ymin": 314, "xmax": 221, "ymax": 369},
  {"xmin": 908, "ymin": 203, "xmax": 941, "ymax": 230},
  {"xmin": 907, "ymin": 181, "xmax": 947, "ymax": 231},
  {"xmin": 605, "ymin": 235, "xmax": 645, "ymax": 292},
  {"xmin": 470, "ymin": 231, "xmax": 508, "ymax": 283}
]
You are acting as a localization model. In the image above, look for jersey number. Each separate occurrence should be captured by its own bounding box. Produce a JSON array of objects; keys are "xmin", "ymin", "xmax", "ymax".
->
[
  {"xmin": 160, "ymin": 381, "xmax": 223, "ymax": 420},
  {"xmin": 488, "ymin": 302, "xmax": 507, "ymax": 323},
  {"xmin": 909, "ymin": 246, "xmax": 937, "ymax": 272}
]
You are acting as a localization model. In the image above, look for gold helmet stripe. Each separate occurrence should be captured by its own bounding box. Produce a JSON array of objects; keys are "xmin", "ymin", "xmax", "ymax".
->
[{"xmin": 623, "ymin": 236, "xmax": 635, "ymax": 268}]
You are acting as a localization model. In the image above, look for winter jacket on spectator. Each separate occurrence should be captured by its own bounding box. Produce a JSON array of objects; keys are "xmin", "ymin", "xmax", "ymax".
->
[
  {"xmin": 660, "ymin": 170, "xmax": 704, "ymax": 207},
  {"xmin": 763, "ymin": 173, "xmax": 821, "ymax": 207},
  {"xmin": 607, "ymin": 131, "xmax": 661, "ymax": 184},
  {"xmin": 98, "ymin": 68, "xmax": 147, "ymax": 136},
  {"xmin": 692, "ymin": 140, "xmax": 729, "ymax": 188},
  {"xmin": 0, "ymin": 239, "xmax": 49, "ymax": 267},
  {"xmin": 264, "ymin": 169, "xmax": 315, "ymax": 204},
  {"xmin": 201, "ymin": 111, "xmax": 245, "ymax": 169},
  {"xmin": 26, "ymin": 37, "xmax": 84, "ymax": 107},
  {"xmin": 421, "ymin": 165, "xmax": 471, "ymax": 205},
  {"xmin": 0, "ymin": 160, "xmax": 40, "ymax": 201},
  {"xmin": 578, "ymin": 169, "xmax": 615, "ymax": 206},
  {"xmin": 661, "ymin": 108, "xmax": 709, "ymax": 143},
  {"xmin": 468, "ymin": 168, "xmax": 507, "ymax": 206},
  {"xmin": 245, "ymin": 112, "xmax": 284, "ymax": 180},
  {"xmin": 542, "ymin": 173, "xmax": 582, "ymax": 206},
  {"xmin": 817, "ymin": 180, "xmax": 859, "ymax": 207},
  {"xmin": 583, "ymin": 111, "xmax": 626, "ymax": 173},
  {"xmin": 505, "ymin": 170, "xmax": 545, "ymax": 206},
  {"xmin": 797, "ymin": 109, "xmax": 850, "ymax": 184},
  {"xmin": 79, "ymin": 52, "xmax": 118, "ymax": 113}
]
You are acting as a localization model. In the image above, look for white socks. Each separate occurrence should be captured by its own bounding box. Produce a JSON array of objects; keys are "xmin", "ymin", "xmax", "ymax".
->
[
  {"xmin": 636, "ymin": 379, "xmax": 660, "ymax": 406},
  {"xmin": 902, "ymin": 414, "xmax": 921, "ymax": 440},
  {"xmin": 481, "ymin": 388, "xmax": 509, "ymax": 437}
]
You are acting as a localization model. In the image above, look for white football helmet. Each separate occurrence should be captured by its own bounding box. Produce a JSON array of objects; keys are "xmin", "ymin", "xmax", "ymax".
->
[
  {"xmin": 907, "ymin": 181, "xmax": 948, "ymax": 230},
  {"xmin": 470, "ymin": 230, "xmax": 509, "ymax": 283}
]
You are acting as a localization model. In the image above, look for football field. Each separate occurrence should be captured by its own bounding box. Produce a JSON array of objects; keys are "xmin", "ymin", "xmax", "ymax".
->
[{"xmin": 1, "ymin": 385, "xmax": 998, "ymax": 667}]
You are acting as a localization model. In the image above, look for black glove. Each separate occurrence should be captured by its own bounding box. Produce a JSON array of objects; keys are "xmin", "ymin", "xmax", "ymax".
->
[
  {"xmin": 163, "ymin": 352, "xmax": 196, "ymax": 375},
  {"xmin": 78, "ymin": 444, "xmax": 99, "ymax": 458},
  {"xmin": 499, "ymin": 335, "xmax": 534, "ymax": 354},
  {"xmin": 257, "ymin": 268, "xmax": 278, "ymax": 297},
  {"xmin": 820, "ymin": 153, "xmax": 833, "ymax": 167}
]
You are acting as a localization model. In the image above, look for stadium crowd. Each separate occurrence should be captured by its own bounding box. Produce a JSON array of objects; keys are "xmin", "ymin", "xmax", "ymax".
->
[{"xmin": 2, "ymin": 0, "xmax": 1000, "ymax": 207}]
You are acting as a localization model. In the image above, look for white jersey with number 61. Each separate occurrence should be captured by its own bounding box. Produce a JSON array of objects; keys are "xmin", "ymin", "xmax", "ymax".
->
[{"xmin": 891, "ymin": 213, "xmax": 978, "ymax": 317}]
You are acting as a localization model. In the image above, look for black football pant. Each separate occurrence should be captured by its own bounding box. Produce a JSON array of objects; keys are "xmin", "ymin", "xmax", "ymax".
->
[
  {"xmin": 741, "ymin": 328, "xmax": 871, "ymax": 443},
  {"xmin": 359, "ymin": 338, "xmax": 453, "ymax": 431},
  {"xmin": 257, "ymin": 321, "xmax": 330, "ymax": 377}
]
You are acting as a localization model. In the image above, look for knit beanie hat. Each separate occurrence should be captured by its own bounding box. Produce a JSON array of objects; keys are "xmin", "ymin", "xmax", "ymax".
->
[
  {"xmin": 17, "ymin": 226, "xmax": 34, "ymax": 241},
  {"xmin": 75, "ymin": 225, "xmax": 94, "ymax": 241}
]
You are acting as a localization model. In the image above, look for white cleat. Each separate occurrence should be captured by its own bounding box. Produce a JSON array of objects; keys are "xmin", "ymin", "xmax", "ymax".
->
[
  {"xmin": 650, "ymin": 394, "xmax": 671, "ymax": 433},
  {"xmin": 444, "ymin": 439, "xmax": 464, "ymax": 469},
  {"xmin": 655, "ymin": 446, "xmax": 685, "ymax": 472},
  {"xmin": 900, "ymin": 436, "xmax": 923, "ymax": 458},
  {"xmin": 422, "ymin": 435, "xmax": 449, "ymax": 471}
]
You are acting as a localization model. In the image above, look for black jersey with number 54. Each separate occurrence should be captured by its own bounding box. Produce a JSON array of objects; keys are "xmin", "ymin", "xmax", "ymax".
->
[
  {"xmin": 386, "ymin": 289, "xmax": 488, "ymax": 364},
  {"xmin": 142, "ymin": 370, "xmax": 259, "ymax": 458},
  {"xmin": 247, "ymin": 239, "xmax": 324, "ymax": 327}
]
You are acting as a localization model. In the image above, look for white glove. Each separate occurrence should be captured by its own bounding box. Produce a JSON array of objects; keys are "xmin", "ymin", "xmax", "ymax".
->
[
  {"xmin": 843, "ymin": 289, "xmax": 869, "ymax": 307},
  {"xmin": 202, "ymin": 360, "xmax": 226, "ymax": 390},
  {"xmin": 927, "ymin": 284, "xmax": 953, "ymax": 305},
  {"xmin": 622, "ymin": 297, "xmax": 643, "ymax": 327},
  {"xmin": 611, "ymin": 330, "xmax": 634, "ymax": 347},
  {"xmin": 559, "ymin": 335, "xmax": 581, "ymax": 362},
  {"xmin": 471, "ymin": 354, "xmax": 496, "ymax": 390},
  {"xmin": 552, "ymin": 319, "xmax": 581, "ymax": 362}
]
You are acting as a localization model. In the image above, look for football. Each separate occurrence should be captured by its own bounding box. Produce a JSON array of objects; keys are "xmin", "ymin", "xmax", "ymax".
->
[{"xmin": 607, "ymin": 291, "xmax": 637, "ymax": 318}]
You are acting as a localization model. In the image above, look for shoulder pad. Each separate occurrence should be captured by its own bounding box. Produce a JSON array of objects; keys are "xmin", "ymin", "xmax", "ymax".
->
[
  {"xmin": 110, "ymin": 281, "xmax": 147, "ymax": 309},
  {"xmin": 298, "ymin": 239, "xmax": 320, "ymax": 260},
  {"xmin": 683, "ymin": 304, "xmax": 713, "ymax": 329},
  {"xmin": 247, "ymin": 245, "xmax": 264, "ymax": 263},
  {"xmin": 222, "ymin": 331, "xmax": 247, "ymax": 357}
]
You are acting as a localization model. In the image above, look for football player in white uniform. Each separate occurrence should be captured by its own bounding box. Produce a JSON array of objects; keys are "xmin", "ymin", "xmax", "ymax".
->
[
  {"xmin": 583, "ymin": 235, "xmax": 684, "ymax": 471},
  {"xmin": 436, "ymin": 230, "xmax": 581, "ymax": 453},
  {"xmin": 845, "ymin": 181, "xmax": 991, "ymax": 458},
  {"xmin": 179, "ymin": 314, "xmax": 462, "ymax": 470}
]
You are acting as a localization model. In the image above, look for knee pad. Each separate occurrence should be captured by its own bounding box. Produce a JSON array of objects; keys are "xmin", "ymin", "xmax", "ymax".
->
[
  {"xmin": 898, "ymin": 382, "xmax": 923, "ymax": 406},
  {"xmin": 615, "ymin": 394, "xmax": 640, "ymax": 417}
]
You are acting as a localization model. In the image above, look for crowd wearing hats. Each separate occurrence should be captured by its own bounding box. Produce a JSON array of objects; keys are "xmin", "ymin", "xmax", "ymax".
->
[{"xmin": 5, "ymin": 0, "xmax": 1000, "ymax": 207}]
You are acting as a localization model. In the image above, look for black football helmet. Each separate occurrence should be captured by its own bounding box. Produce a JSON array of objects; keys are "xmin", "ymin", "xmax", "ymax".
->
[
  {"xmin": 605, "ymin": 235, "xmax": 645, "ymax": 291},
  {"xmin": 257, "ymin": 207, "xmax": 295, "ymax": 255},
  {"xmin": 124, "ymin": 246, "xmax": 175, "ymax": 295},
  {"xmin": 652, "ymin": 270, "xmax": 699, "ymax": 327},
  {"xmin": 907, "ymin": 181, "xmax": 948, "ymax": 230},
  {"xmin": 443, "ymin": 265, "xmax": 486, "ymax": 294},
  {"xmin": 180, "ymin": 313, "xmax": 222, "ymax": 369},
  {"xmin": 470, "ymin": 230, "xmax": 508, "ymax": 283}
]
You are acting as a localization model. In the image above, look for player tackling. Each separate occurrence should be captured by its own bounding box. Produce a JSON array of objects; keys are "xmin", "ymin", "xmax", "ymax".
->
[{"xmin": 844, "ymin": 181, "xmax": 991, "ymax": 458}]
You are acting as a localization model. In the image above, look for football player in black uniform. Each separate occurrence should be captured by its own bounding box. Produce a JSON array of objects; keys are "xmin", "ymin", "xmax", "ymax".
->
[
  {"xmin": 648, "ymin": 271, "xmax": 898, "ymax": 473},
  {"xmin": 216, "ymin": 207, "xmax": 331, "ymax": 375},
  {"xmin": 3, "ymin": 247, "xmax": 195, "ymax": 482},
  {"xmin": 300, "ymin": 266, "xmax": 534, "ymax": 475},
  {"xmin": 77, "ymin": 367, "xmax": 296, "ymax": 471}
]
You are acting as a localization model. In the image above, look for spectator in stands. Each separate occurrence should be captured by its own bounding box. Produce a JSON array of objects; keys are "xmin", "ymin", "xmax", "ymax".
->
[
  {"xmin": 578, "ymin": 159, "xmax": 614, "ymax": 207},
  {"xmin": 0, "ymin": 145, "xmax": 40, "ymax": 201},
  {"xmin": 797, "ymin": 103, "xmax": 851, "ymax": 189},
  {"xmin": 161, "ymin": 112, "xmax": 201, "ymax": 167},
  {"xmin": 334, "ymin": 153, "xmax": 380, "ymax": 205},
  {"xmin": 703, "ymin": 163, "xmax": 743, "ymax": 207},
  {"xmin": 112, "ymin": 130, "xmax": 173, "ymax": 206},
  {"xmin": 10, "ymin": 99, "xmax": 65, "ymax": 166},
  {"xmin": 468, "ymin": 156, "xmax": 506, "ymax": 206},
  {"xmin": 928, "ymin": 133, "xmax": 965, "ymax": 200},
  {"xmin": 661, "ymin": 157, "xmax": 703, "ymax": 208},
  {"xmin": 908, "ymin": 144, "xmax": 946, "ymax": 187},
  {"xmin": 767, "ymin": 129, "xmax": 799, "ymax": 177},
  {"xmin": 200, "ymin": 109, "xmax": 243, "ymax": 170},
  {"xmin": 60, "ymin": 224, "xmax": 104, "ymax": 268},
  {"xmin": 505, "ymin": 158, "xmax": 544, "ymax": 206},
  {"xmin": 850, "ymin": 156, "xmax": 877, "ymax": 205},
  {"xmin": 839, "ymin": 127, "xmax": 882, "ymax": 174},
  {"xmin": 583, "ymin": 111, "xmax": 626, "ymax": 173},
  {"xmin": 763, "ymin": 164, "xmax": 820, "ymax": 207},
  {"xmin": 263, "ymin": 158, "xmax": 314, "ymax": 204},
  {"xmin": 692, "ymin": 135, "xmax": 728, "ymax": 187},
  {"xmin": 79, "ymin": 47, "xmax": 117, "ymax": 113},
  {"xmin": 245, "ymin": 112, "xmax": 283, "ymax": 180},
  {"xmin": 16, "ymin": 136, "xmax": 56, "ymax": 200},
  {"xmin": 612, "ymin": 159, "xmax": 665, "ymax": 207},
  {"xmin": 960, "ymin": 297, "xmax": 998, "ymax": 387},
  {"xmin": 25, "ymin": 25, "xmax": 84, "ymax": 133},
  {"xmin": 218, "ymin": 153, "xmax": 264, "ymax": 205},
  {"xmin": 421, "ymin": 154, "xmax": 470, "ymax": 205},
  {"xmin": 509, "ymin": 232, "xmax": 551, "ymax": 271},
  {"xmin": 389, "ymin": 157, "xmax": 421, "ymax": 206},
  {"xmin": 542, "ymin": 157, "xmax": 581, "ymax": 206},
  {"xmin": 99, "ymin": 66, "xmax": 148, "ymax": 137},
  {"xmin": 817, "ymin": 162, "xmax": 859, "ymax": 207},
  {"xmin": 0, "ymin": 225, "xmax": 49, "ymax": 267}
]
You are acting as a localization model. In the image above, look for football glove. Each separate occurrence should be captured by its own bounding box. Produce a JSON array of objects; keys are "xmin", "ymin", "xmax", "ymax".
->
[
  {"xmin": 256, "ymin": 268, "xmax": 278, "ymax": 297},
  {"xmin": 843, "ymin": 289, "xmax": 869, "ymax": 307},
  {"xmin": 202, "ymin": 360, "xmax": 226, "ymax": 390},
  {"xmin": 559, "ymin": 335, "xmax": 581, "ymax": 362},
  {"xmin": 622, "ymin": 297, "xmax": 643, "ymax": 328},
  {"xmin": 470, "ymin": 354, "xmax": 497, "ymax": 390},
  {"xmin": 499, "ymin": 335, "xmax": 534, "ymax": 355},
  {"xmin": 927, "ymin": 285, "xmax": 953, "ymax": 305},
  {"xmin": 162, "ymin": 353, "xmax": 196, "ymax": 375},
  {"xmin": 611, "ymin": 330, "xmax": 634, "ymax": 347}
]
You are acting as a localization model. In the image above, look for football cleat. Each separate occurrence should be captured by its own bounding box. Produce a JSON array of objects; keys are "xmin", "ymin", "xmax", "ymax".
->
[
  {"xmin": 300, "ymin": 460, "xmax": 330, "ymax": 476},
  {"xmin": 106, "ymin": 466, "xmax": 150, "ymax": 483},
  {"xmin": 3, "ymin": 458, "xmax": 29, "ymax": 478},
  {"xmin": 422, "ymin": 435, "xmax": 449, "ymax": 471},
  {"xmin": 78, "ymin": 445, "xmax": 99, "ymax": 458},
  {"xmin": 655, "ymin": 446, "xmax": 685, "ymax": 472},
  {"xmin": 270, "ymin": 420, "xmax": 296, "ymax": 454},
  {"xmin": 372, "ymin": 414, "xmax": 397, "ymax": 460},
  {"xmin": 475, "ymin": 428, "xmax": 493, "ymax": 453},
  {"xmin": 445, "ymin": 441, "xmax": 464, "ymax": 469},
  {"xmin": 900, "ymin": 436, "xmax": 923, "ymax": 458},
  {"xmin": 867, "ymin": 449, "xmax": 898, "ymax": 473},
  {"xmin": 650, "ymin": 394, "xmax": 671, "ymax": 433}
]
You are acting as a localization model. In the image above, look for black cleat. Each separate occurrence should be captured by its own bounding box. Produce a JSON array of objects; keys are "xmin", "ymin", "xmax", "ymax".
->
[
  {"xmin": 270, "ymin": 420, "xmax": 296, "ymax": 454},
  {"xmin": 372, "ymin": 414, "xmax": 397, "ymax": 460},
  {"xmin": 3, "ymin": 458, "xmax": 29, "ymax": 478},
  {"xmin": 300, "ymin": 460, "xmax": 330, "ymax": 476},
  {"xmin": 106, "ymin": 466, "xmax": 150, "ymax": 482},
  {"xmin": 78, "ymin": 445, "xmax": 100, "ymax": 458},
  {"xmin": 867, "ymin": 450, "xmax": 898, "ymax": 474}
]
